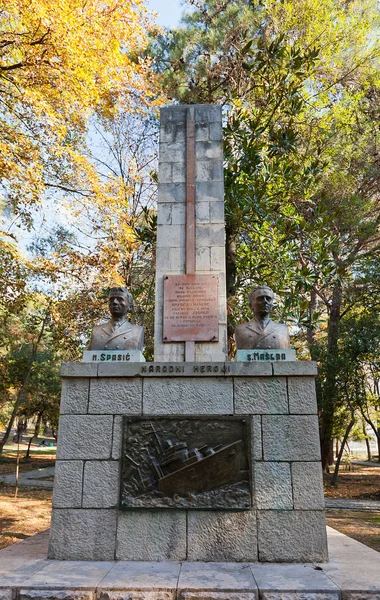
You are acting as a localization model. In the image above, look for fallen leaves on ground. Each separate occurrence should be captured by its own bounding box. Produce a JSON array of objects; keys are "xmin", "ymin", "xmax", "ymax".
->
[
  {"xmin": 324, "ymin": 465, "xmax": 380, "ymax": 500},
  {"xmin": 326, "ymin": 510, "xmax": 380, "ymax": 553},
  {"xmin": 0, "ymin": 486, "xmax": 52, "ymax": 550}
]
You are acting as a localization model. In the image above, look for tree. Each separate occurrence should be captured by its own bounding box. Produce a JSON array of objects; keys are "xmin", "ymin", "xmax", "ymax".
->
[
  {"xmin": 151, "ymin": 0, "xmax": 380, "ymax": 469},
  {"xmin": 0, "ymin": 0, "xmax": 160, "ymax": 228}
]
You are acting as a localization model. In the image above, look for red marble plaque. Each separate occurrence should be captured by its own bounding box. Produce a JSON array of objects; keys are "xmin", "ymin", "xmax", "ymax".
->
[{"xmin": 163, "ymin": 274, "xmax": 219, "ymax": 342}]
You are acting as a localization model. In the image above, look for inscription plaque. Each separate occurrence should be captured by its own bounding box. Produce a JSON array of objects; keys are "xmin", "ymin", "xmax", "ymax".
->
[
  {"xmin": 163, "ymin": 274, "xmax": 219, "ymax": 342},
  {"xmin": 120, "ymin": 416, "xmax": 251, "ymax": 510}
]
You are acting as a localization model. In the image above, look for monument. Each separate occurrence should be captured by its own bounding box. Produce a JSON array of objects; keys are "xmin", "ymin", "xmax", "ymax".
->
[
  {"xmin": 235, "ymin": 286, "xmax": 290, "ymax": 350},
  {"xmin": 83, "ymin": 287, "xmax": 145, "ymax": 363},
  {"xmin": 48, "ymin": 104, "xmax": 328, "ymax": 563}
]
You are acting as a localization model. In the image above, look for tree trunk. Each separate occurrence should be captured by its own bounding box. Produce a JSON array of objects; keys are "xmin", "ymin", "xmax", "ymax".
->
[
  {"xmin": 25, "ymin": 410, "xmax": 44, "ymax": 460},
  {"xmin": 359, "ymin": 409, "xmax": 380, "ymax": 463},
  {"xmin": 330, "ymin": 415, "xmax": 355, "ymax": 486},
  {"xmin": 0, "ymin": 310, "xmax": 49, "ymax": 457},
  {"xmin": 362, "ymin": 421, "xmax": 371, "ymax": 461},
  {"xmin": 226, "ymin": 226, "xmax": 237, "ymax": 298},
  {"xmin": 320, "ymin": 283, "xmax": 342, "ymax": 471}
]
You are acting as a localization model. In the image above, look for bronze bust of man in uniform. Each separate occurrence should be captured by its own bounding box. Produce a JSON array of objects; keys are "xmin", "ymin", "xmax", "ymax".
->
[
  {"xmin": 235, "ymin": 285, "xmax": 290, "ymax": 350},
  {"xmin": 88, "ymin": 287, "xmax": 144, "ymax": 351}
]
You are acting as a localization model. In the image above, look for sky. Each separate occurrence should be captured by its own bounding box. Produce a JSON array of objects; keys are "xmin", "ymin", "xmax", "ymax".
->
[{"xmin": 146, "ymin": 0, "xmax": 184, "ymax": 28}]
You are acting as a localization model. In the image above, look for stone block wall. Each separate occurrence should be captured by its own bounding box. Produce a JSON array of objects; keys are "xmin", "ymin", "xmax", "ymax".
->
[
  {"xmin": 154, "ymin": 105, "xmax": 227, "ymax": 362},
  {"xmin": 48, "ymin": 361, "xmax": 328, "ymax": 563}
]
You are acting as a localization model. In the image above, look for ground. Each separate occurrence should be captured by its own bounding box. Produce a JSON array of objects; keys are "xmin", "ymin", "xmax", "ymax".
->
[
  {"xmin": 0, "ymin": 444, "xmax": 55, "ymax": 550},
  {"xmin": 0, "ymin": 485, "xmax": 52, "ymax": 550},
  {"xmin": 324, "ymin": 463, "xmax": 380, "ymax": 552},
  {"xmin": 0, "ymin": 445, "xmax": 379, "ymax": 553}
]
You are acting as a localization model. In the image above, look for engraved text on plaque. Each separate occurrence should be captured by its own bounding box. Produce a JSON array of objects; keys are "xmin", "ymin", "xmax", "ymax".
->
[{"xmin": 163, "ymin": 274, "xmax": 219, "ymax": 342}]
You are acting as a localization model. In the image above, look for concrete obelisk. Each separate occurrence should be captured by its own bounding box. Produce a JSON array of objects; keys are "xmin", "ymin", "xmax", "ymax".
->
[{"xmin": 154, "ymin": 105, "xmax": 227, "ymax": 362}]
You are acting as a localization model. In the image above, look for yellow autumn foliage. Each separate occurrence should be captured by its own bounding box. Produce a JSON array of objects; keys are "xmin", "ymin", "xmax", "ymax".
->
[{"xmin": 0, "ymin": 0, "xmax": 161, "ymax": 223}]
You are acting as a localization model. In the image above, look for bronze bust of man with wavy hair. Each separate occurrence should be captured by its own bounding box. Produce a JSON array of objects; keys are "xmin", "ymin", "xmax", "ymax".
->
[
  {"xmin": 235, "ymin": 285, "xmax": 290, "ymax": 350},
  {"xmin": 89, "ymin": 287, "xmax": 144, "ymax": 351}
]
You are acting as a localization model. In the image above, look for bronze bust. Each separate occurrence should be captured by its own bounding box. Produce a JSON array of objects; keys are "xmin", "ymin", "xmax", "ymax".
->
[
  {"xmin": 235, "ymin": 286, "xmax": 290, "ymax": 350},
  {"xmin": 88, "ymin": 287, "xmax": 144, "ymax": 351}
]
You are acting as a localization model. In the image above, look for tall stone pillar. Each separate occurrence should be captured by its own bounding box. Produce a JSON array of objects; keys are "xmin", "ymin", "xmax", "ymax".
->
[{"xmin": 154, "ymin": 105, "xmax": 227, "ymax": 362}]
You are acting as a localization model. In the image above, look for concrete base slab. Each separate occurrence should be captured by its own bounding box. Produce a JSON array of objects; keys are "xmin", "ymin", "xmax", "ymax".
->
[{"xmin": 0, "ymin": 528, "xmax": 379, "ymax": 600}]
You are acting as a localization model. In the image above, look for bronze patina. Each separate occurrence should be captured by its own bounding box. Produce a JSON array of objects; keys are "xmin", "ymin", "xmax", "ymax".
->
[
  {"xmin": 235, "ymin": 285, "xmax": 290, "ymax": 350},
  {"xmin": 163, "ymin": 274, "xmax": 219, "ymax": 342},
  {"xmin": 88, "ymin": 287, "xmax": 144, "ymax": 351},
  {"xmin": 120, "ymin": 416, "xmax": 251, "ymax": 510}
]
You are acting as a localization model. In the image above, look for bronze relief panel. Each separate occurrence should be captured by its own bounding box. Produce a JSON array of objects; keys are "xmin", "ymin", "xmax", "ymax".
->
[{"xmin": 120, "ymin": 416, "xmax": 251, "ymax": 510}]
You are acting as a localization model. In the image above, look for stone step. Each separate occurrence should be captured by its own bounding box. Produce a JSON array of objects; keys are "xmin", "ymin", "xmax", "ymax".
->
[{"xmin": 0, "ymin": 528, "xmax": 379, "ymax": 600}]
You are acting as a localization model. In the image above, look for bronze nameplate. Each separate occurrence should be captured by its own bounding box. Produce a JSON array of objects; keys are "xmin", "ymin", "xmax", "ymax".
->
[
  {"xmin": 120, "ymin": 416, "xmax": 251, "ymax": 510},
  {"xmin": 163, "ymin": 274, "xmax": 219, "ymax": 342}
]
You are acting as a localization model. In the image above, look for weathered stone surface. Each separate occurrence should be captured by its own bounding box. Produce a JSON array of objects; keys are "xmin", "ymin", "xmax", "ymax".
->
[
  {"xmin": 196, "ymin": 141, "xmax": 223, "ymax": 161},
  {"xmin": 195, "ymin": 122, "xmax": 209, "ymax": 142},
  {"xmin": 235, "ymin": 378, "xmax": 288, "ymax": 414},
  {"xmin": 60, "ymin": 379, "xmax": 89, "ymax": 414},
  {"xmin": 60, "ymin": 363, "xmax": 98, "ymax": 377},
  {"xmin": 56, "ymin": 415, "xmax": 113, "ymax": 460},
  {"xmin": 272, "ymin": 362, "xmax": 317, "ymax": 376},
  {"xmin": 157, "ymin": 203, "xmax": 172, "ymax": 225},
  {"xmin": 178, "ymin": 594, "xmax": 256, "ymax": 600},
  {"xmin": 160, "ymin": 106, "xmax": 187, "ymax": 124},
  {"xmin": 196, "ymin": 247, "xmax": 211, "ymax": 270},
  {"xmin": 158, "ymin": 183, "xmax": 186, "ymax": 204},
  {"xmin": 98, "ymin": 592, "xmax": 174, "ymax": 600},
  {"xmin": 250, "ymin": 562, "xmax": 339, "ymax": 594},
  {"xmin": 158, "ymin": 163, "xmax": 172, "ymax": 184},
  {"xmin": 288, "ymin": 377, "xmax": 317, "ymax": 414},
  {"xmin": 210, "ymin": 201, "xmax": 224, "ymax": 224},
  {"xmin": 19, "ymin": 592, "xmax": 94, "ymax": 600},
  {"xmin": 292, "ymin": 462, "xmax": 325, "ymax": 510},
  {"xmin": 262, "ymin": 415, "xmax": 321, "ymax": 461},
  {"xmin": 171, "ymin": 203, "xmax": 186, "ymax": 225},
  {"xmin": 187, "ymin": 511, "xmax": 258, "ymax": 561},
  {"xmin": 261, "ymin": 593, "xmax": 337, "ymax": 600},
  {"xmin": 88, "ymin": 378, "xmax": 142, "ymax": 415},
  {"xmin": 52, "ymin": 461, "xmax": 83, "ymax": 508},
  {"xmin": 116, "ymin": 512, "xmax": 186, "ymax": 561},
  {"xmin": 210, "ymin": 246, "xmax": 225, "ymax": 270},
  {"xmin": 82, "ymin": 461, "xmax": 119, "ymax": 508},
  {"xmin": 159, "ymin": 142, "xmax": 185, "ymax": 163},
  {"xmin": 18, "ymin": 560, "xmax": 114, "ymax": 590},
  {"xmin": 196, "ymin": 224, "xmax": 224, "ymax": 246},
  {"xmin": 112, "ymin": 416, "xmax": 122, "ymax": 460},
  {"xmin": 194, "ymin": 105, "xmax": 222, "ymax": 122},
  {"xmin": 254, "ymin": 463, "xmax": 293, "ymax": 510},
  {"xmin": 48, "ymin": 509, "xmax": 117, "ymax": 560},
  {"xmin": 196, "ymin": 202, "xmax": 210, "ymax": 223},
  {"xmin": 160, "ymin": 122, "xmax": 186, "ymax": 144},
  {"xmin": 172, "ymin": 163, "xmax": 186, "ymax": 183},
  {"xmin": 251, "ymin": 416, "xmax": 263, "ymax": 461},
  {"xmin": 98, "ymin": 561, "xmax": 180, "ymax": 590},
  {"xmin": 156, "ymin": 224, "xmax": 184, "ymax": 248},
  {"xmin": 143, "ymin": 378, "xmax": 233, "ymax": 414},
  {"xmin": 321, "ymin": 526, "xmax": 380, "ymax": 593},
  {"xmin": 258, "ymin": 510, "xmax": 328, "ymax": 562},
  {"xmin": 178, "ymin": 562, "xmax": 257, "ymax": 592},
  {"xmin": 229, "ymin": 363, "xmax": 272, "ymax": 376},
  {"xmin": 196, "ymin": 181, "xmax": 224, "ymax": 203}
]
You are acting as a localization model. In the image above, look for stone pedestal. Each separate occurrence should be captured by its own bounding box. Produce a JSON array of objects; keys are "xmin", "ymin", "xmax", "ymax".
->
[{"xmin": 48, "ymin": 361, "xmax": 328, "ymax": 563}]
